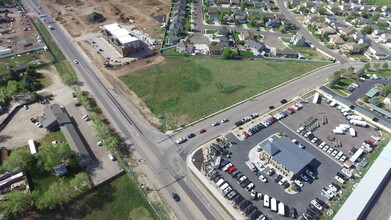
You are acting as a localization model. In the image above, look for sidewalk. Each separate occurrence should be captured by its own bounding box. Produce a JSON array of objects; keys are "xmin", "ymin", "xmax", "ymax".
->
[{"xmin": 187, "ymin": 148, "xmax": 244, "ymax": 220}]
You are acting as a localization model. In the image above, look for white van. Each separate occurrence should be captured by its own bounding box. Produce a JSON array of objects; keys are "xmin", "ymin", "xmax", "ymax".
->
[
  {"xmin": 349, "ymin": 128, "xmax": 356, "ymax": 137},
  {"xmin": 220, "ymin": 183, "xmax": 229, "ymax": 191},
  {"xmin": 216, "ymin": 179, "xmax": 225, "ymax": 187}
]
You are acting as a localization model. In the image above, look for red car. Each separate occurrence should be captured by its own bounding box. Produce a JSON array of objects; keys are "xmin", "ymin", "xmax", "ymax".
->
[
  {"xmin": 294, "ymin": 104, "xmax": 301, "ymax": 110},
  {"xmin": 269, "ymin": 117, "xmax": 276, "ymax": 123},
  {"xmin": 227, "ymin": 166, "xmax": 237, "ymax": 174},
  {"xmin": 243, "ymin": 132, "xmax": 250, "ymax": 138},
  {"xmin": 287, "ymin": 108, "xmax": 295, "ymax": 113},
  {"xmin": 198, "ymin": 129, "xmax": 206, "ymax": 134}
]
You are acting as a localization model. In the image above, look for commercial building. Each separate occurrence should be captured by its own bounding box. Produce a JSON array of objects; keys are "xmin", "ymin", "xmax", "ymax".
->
[
  {"xmin": 260, "ymin": 137, "xmax": 314, "ymax": 180},
  {"xmin": 102, "ymin": 23, "xmax": 140, "ymax": 57}
]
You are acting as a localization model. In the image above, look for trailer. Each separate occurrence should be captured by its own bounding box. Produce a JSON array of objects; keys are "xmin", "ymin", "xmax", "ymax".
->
[
  {"xmin": 313, "ymin": 92, "xmax": 320, "ymax": 104},
  {"xmin": 263, "ymin": 194, "xmax": 270, "ymax": 208},
  {"xmin": 246, "ymin": 161, "xmax": 256, "ymax": 172},
  {"xmin": 349, "ymin": 148, "xmax": 364, "ymax": 163},
  {"xmin": 349, "ymin": 128, "xmax": 356, "ymax": 137},
  {"xmin": 271, "ymin": 197, "xmax": 277, "ymax": 212},
  {"xmin": 278, "ymin": 202, "xmax": 285, "ymax": 216},
  {"xmin": 333, "ymin": 128, "xmax": 344, "ymax": 134},
  {"xmin": 28, "ymin": 139, "xmax": 37, "ymax": 155},
  {"xmin": 330, "ymin": 101, "xmax": 336, "ymax": 107}
]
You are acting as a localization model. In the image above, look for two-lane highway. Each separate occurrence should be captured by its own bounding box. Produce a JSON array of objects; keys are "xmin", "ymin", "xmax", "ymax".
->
[{"xmin": 23, "ymin": 0, "xmax": 230, "ymax": 219}]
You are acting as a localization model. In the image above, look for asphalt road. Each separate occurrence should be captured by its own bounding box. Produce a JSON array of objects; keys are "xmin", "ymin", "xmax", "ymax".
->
[
  {"xmin": 23, "ymin": 1, "xmax": 229, "ymax": 219},
  {"xmin": 275, "ymin": 0, "xmax": 350, "ymax": 64}
]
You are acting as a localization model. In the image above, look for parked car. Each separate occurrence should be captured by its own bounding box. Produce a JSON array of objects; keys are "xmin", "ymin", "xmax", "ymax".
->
[
  {"xmin": 227, "ymin": 190, "xmax": 237, "ymax": 200},
  {"xmin": 176, "ymin": 138, "xmax": 187, "ymax": 144},
  {"xmin": 221, "ymin": 118, "xmax": 229, "ymax": 123},
  {"xmin": 274, "ymin": 175, "xmax": 283, "ymax": 183},
  {"xmin": 290, "ymin": 207, "xmax": 296, "ymax": 218},
  {"xmin": 295, "ymin": 179, "xmax": 304, "ymax": 187},
  {"xmin": 259, "ymin": 175, "xmax": 268, "ymax": 183},
  {"xmin": 212, "ymin": 122, "xmax": 220, "ymax": 126},
  {"xmin": 310, "ymin": 199, "xmax": 323, "ymax": 210},
  {"xmin": 222, "ymin": 163, "xmax": 232, "ymax": 172},
  {"xmin": 245, "ymin": 183, "xmax": 255, "ymax": 191},
  {"xmin": 187, "ymin": 133, "xmax": 196, "ymax": 138},
  {"xmin": 198, "ymin": 129, "xmax": 206, "ymax": 134},
  {"xmin": 108, "ymin": 154, "xmax": 116, "ymax": 161}
]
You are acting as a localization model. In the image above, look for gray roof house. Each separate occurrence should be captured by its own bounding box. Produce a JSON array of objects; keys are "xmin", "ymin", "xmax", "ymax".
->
[
  {"xmin": 244, "ymin": 39, "xmax": 266, "ymax": 54},
  {"xmin": 40, "ymin": 104, "xmax": 92, "ymax": 167},
  {"xmin": 176, "ymin": 40, "xmax": 193, "ymax": 53},
  {"xmin": 262, "ymin": 137, "xmax": 315, "ymax": 175},
  {"xmin": 216, "ymin": 26, "xmax": 230, "ymax": 36},
  {"xmin": 290, "ymin": 33, "xmax": 309, "ymax": 46}
]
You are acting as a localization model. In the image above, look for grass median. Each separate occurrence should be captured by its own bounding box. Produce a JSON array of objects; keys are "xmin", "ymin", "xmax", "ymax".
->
[{"xmin": 121, "ymin": 56, "xmax": 327, "ymax": 128}]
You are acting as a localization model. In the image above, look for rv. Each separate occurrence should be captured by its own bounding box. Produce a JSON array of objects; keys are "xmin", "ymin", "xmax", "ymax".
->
[
  {"xmin": 271, "ymin": 198, "xmax": 277, "ymax": 212},
  {"xmin": 278, "ymin": 202, "xmax": 285, "ymax": 216},
  {"xmin": 245, "ymin": 161, "xmax": 256, "ymax": 172},
  {"xmin": 313, "ymin": 92, "xmax": 320, "ymax": 104},
  {"xmin": 263, "ymin": 194, "xmax": 270, "ymax": 208},
  {"xmin": 333, "ymin": 128, "xmax": 344, "ymax": 134}
]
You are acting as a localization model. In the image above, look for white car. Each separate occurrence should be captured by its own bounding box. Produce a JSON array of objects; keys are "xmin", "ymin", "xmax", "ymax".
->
[
  {"xmin": 340, "ymin": 155, "xmax": 347, "ymax": 162},
  {"xmin": 311, "ymin": 137, "xmax": 318, "ymax": 143},
  {"xmin": 212, "ymin": 122, "xmax": 220, "ymax": 126},
  {"xmin": 268, "ymin": 137, "xmax": 274, "ymax": 142},
  {"xmin": 35, "ymin": 122, "xmax": 43, "ymax": 128},
  {"xmin": 97, "ymin": 141, "xmax": 103, "ymax": 146},
  {"xmin": 327, "ymin": 148, "xmax": 334, "ymax": 154},
  {"xmin": 292, "ymin": 139, "xmax": 298, "ymax": 144},
  {"xmin": 323, "ymin": 145, "xmax": 329, "ymax": 151},
  {"xmin": 221, "ymin": 119, "xmax": 229, "ymax": 123},
  {"xmin": 331, "ymin": 150, "xmax": 338, "ymax": 157},
  {"xmin": 82, "ymin": 114, "xmax": 90, "ymax": 121},
  {"xmin": 222, "ymin": 163, "xmax": 232, "ymax": 172},
  {"xmin": 259, "ymin": 175, "xmax": 268, "ymax": 183},
  {"xmin": 245, "ymin": 183, "xmax": 255, "ymax": 191},
  {"xmin": 335, "ymin": 176, "xmax": 345, "ymax": 184},
  {"xmin": 319, "ymin": 142, "xmax": 326, "ymax": 148},
  {"xmin": 294, "ymin": 179, "xmax": 304, "ymax": 187},
  {"xmin": 278, "ymin": 178, "xmax": 286, "ymax": 186},
  {"xmin": 108, "ymin": 154, "xmax": 116, "ymax": 161},
  {"xmin": 297, "ymin": 127, "xmax": 304, "ymax": 133},
  {"xmin": 298, "ymin": 144, "xmax": 304, "ymax": 149},
  {"xmin": 176, "ymin": 138, "xmax": 187, "ymax": 144},
  {"xmin": 304, "ymin": 131, "xmax": 312, "ymax": 137},
  {"xmin": 311, "ymin": 200, "xmax": 323, "ymax": 210},
  {"xmin": 73, "ymin": 60, "xmax": 79, "ymax": 64}
]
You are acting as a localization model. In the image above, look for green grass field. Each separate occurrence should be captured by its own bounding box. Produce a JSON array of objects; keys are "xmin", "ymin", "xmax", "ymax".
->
[
  {"xmin": 367, "ymin": 0, "xmax": 389, "ymax": 6},
  {"xmin": 289, "ymin": 45, "xmax": 329, "ymax": 61},
  {"xmin": 0, "ymin": 51, "xmax": 41, "ymax": 76},
  {"xmin": 121, "ymin": 57, "xmax": 326, "ymax": 127},
  {"xmin": 57, "ymin": 174, "xmax": 154, "ymax": 220}
]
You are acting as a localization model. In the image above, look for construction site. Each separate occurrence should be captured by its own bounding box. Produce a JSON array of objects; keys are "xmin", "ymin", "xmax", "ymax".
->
[{"xmin": 0, "ymin": 5, "xmax": 44, "ymax": 54}]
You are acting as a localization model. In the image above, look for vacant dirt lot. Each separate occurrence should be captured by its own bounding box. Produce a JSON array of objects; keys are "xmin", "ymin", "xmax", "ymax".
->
[{"xmin": 43, "ymin": 0, "xmax": 169, "ymax": 38}]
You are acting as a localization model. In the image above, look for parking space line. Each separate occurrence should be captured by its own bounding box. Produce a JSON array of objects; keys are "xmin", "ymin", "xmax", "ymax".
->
[{"xmin": 278, "ymin": 121, "xmax": 343, "ymax": 167}]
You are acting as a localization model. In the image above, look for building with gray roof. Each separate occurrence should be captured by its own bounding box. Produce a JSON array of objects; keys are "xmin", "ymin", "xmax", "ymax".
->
[
  {"xmin": 261, "ymin": 137, "xmax": 314, "ymax": 180},
  {"xmin": 40, "ymin": 104, "xmax": 92, "ymax": 167}
]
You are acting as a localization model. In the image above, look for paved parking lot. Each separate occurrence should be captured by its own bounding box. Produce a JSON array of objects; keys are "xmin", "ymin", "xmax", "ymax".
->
[
  {"xmin": 224, "ymin": 116, "xmax": 342, "ymax": 218},
  {"xmin": 280, "ymin": 98, "xmax": 380, "ymax": 160}
]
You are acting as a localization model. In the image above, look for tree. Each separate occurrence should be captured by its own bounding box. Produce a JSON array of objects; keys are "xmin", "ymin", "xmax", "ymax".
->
[
  {"xmin": 356, "ymin": 68, "xmax": 365, "ymax": 77},
  {"xmin": 373, "ymin": 63, "xmax": 381, "ymax": 70},
  {"xmin": 35, "ymin": 142, "xmax": 73, "ymax": 171},
  {"xmin": 228, "ymin": 7, "xmax": 232, "ymax": 16},
  {"xmin": 348, "ymin": 67, "xmax": 355, "ymax": 72},
  {"xmin": 364, "ymin": 63, "xmax": 371, "ymax": 70},
  {"xmin": 5, "ymin": 80, "xmax": 19, "ymax": 99},
  {"xmin": 328, "ymin": 75, "xmax": 341, "ymax": 88},
  {"xmin": 69, "ymin": 172, "xmax": 90, "ymax": 195},
  {"xmin": 219, "ymin": 12, "xmax": 224, "ymax": 23},
  {"xmin": 3, "ymin": 147, "xmax": 33, "ymax": 171},
  {"xmin": 221, "ymin": 47, "xmax": 233, "ymax": 59},
  {"xmin": 239, "ymin": 3, "xmax": 244, "ymax": 11},
  {"xmin": 380, "ymin": 84, "xmax": 391, "ymax": 97},
  {"xmin": 362, "ymin": 26, "xmax": 373, "ymax": 34},
  {"xmin": 370, "ymin": 96, "xmax": 381, "ymax": 106},
  {"xmin": 0, "ymin": 191, "xmax": 35, "ymax": 218},
  {"xmin": 318, "ymin": 6, "xmax": 327, "ymax": 15},
  {"xmin": 382, "ymin": 63, "xmax": 389, "ymax": 70},
  {"xmin": 360, "ymin": 10, "xmax": 366, "ymax": 18},
  {"xmin": 36, "ymin": 179, "xmax": 72, "ymax": 210},
  {"xmin": 370, "ymin": 14, "xmax": 379, "ymax": 21}
]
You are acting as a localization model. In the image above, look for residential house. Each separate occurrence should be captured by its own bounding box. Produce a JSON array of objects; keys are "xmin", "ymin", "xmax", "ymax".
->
[
  {"xmin": 232, "ymin": 8, "xmax": 245, "ymax": 16},
  {"xmin": 253, "ymin": 2, "xmax": 266, "ymax": 9},
  {"xmin": 372, "ymin": 29, "xmax": 385, "ymax": 36},
  {"xmin": 341, "ymin": 42, "xmax": 361, "ymax": 54},
  {"xmin": 305, "ymin": 2, "xmax": 316, "ymax": 8},
  {"xmin": 216, "ymin": 0, "xmax": 230, "ymax": 4},
  {"xmin": 338, "ymin": 4, "xmax": 351, "ymax": 11},
  {"xmin": 309, "ymin": 6, "xmax": 318, "ymax": 14},
  {"xmin": 349, "ymin": 0, "xmax": 359, "ymax": 3},
  {"xmin": 265, "ymin": 19, "xmax": 281, "ymax": 28},
  {"xmin": 338, "ymin": 27, "xmax": 355, "ymax": 36},
  {"xmin": 218, "ymin": 35, "xmax": 230, "ymax": 46},
  {"xmin": 283, "ymin": 20, "xmax": 297, "ymax": 31},
  {"xmin": 253, "ymin": 19, "xmax": 264, "ymax": 27},
  {"xmin": 240, "ymin": 30, "xmax": 254, "ymax": 40},
  {"xmin": 266, "ymin": 2, "xmax": 277, "ymax": 10},
  {"xmin": 243, "ymin": 0, "xmax": 253, "ymax": 7},
  {"xmin": 317, "ymin": 26, "xmax": 337, "ymax": 35},
  {"xmin": 357, "ymin": 37, "xmax": 371, "ymax": 46},
  {"xmin": 381, "ymin": 5, "xmax": 391, "ymax": 12},
  {"xmin": 351, "ymin": 5, "xmax": 361, "ymax": 12},
  {"xmin": 230, "ymin": 0, "xmax": 241, "ymax": 5},
  {"xmin": 264, "ymin": 13, "xmax": 275, "ymax": 20},
  {"xmin": 353, "ymin": 18, "xmax": 376, "ymax": 25},
  {"xmin": 329, "ymin": 34, "xmax": 346, "ymax": 46},
  {"xmin": 291, "ymin": 0, "xmax": 301, "ymax": 5},
  {"xmin": 208, "ymin": 13, "xmax": 220, "ymax": 23},
  {"xmin": 244, "ymin": 39, "xmax": 267, "ymax": 54},
  {"xmin": 208, "ymin": 44, "xmax": 225, "ymax": 55},
  {"xmin": 274, "ymin": 49, "xmax": 299, "ymax": 58},
  {"xmin": 219, "ymin": 8, "xmax": 230, "ymax": 14},
  {"xmin": 370, "ymin": 5, "xmax": 381, "ymax": 12},
  {"xmin": 246, "ymin": 10, "xmax": 262, "ymax": 18},
  {"xmin": 224, "ymin": 14, "xmax": 235, "ymax": 23},
  {"xmin": 380, "ymin": 33, "xmax": 391, "ymax": 43},
  {"xmin": 360, "ymin": 5, "xmax": 371, "ymax": 11},
  {"xmin": 176, "ymin": 39, "xmax": 194, "ymax": 53},
  {"xmin": 313, "ymin": 22, "xmax": 327, "ymax": 29},
  {"xmin": 236, "ymin": 15, "xmax": 247, "ymax": 24},
  {"xmin": 216, "ymin": 26, "xmax": 230, "ymax": 36},
  {"xmin": 368, "ymin": 45, "xmax": 387, "ymax": 58},
  {"xmin": 352, "ymin": 31, "xmax": 366, "ymax": 41},
  {"xmin": 325, "ymin": 16, "xmax": 337, "ymax": 24},
  {"xmin": 275, "ymin": 14, "xmax": 286, "ymax": 20},
  {"xmin": 290, "ymin": 33, "xmax": 309, "ymax": 46},
  {"xmin": 167, "ymin": 35, "xmax": 180, "ymax": 45},
  {"xmin": 304, "ymin": 14, "xmax": 319, "ymax": 24}
]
